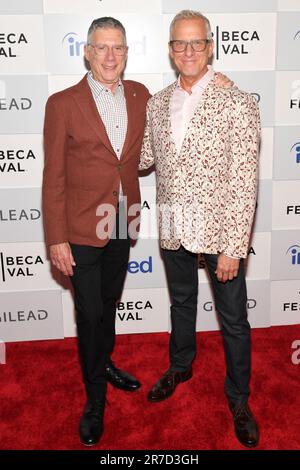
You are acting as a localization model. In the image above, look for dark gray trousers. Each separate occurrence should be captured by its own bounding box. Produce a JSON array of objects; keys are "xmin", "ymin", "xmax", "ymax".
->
[{"xmin": 162, "ymin": 246, "xmax": 251, "ymax": 405}]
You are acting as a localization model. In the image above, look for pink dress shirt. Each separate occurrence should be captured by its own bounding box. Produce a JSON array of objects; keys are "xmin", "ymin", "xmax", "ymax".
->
[
  {"xmin": 171, "ymin": 65, "xmax": 214, "ymax": 154},
  {"xmin": 170, "ymin": 66, "xmax": 239, "ymax": 260}
]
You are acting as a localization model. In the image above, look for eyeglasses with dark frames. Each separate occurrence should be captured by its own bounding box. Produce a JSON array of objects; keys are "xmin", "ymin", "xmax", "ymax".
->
[
  {"xmin": 169, "ymin": 39, "xmax": 211, "ymax": 53},
  {"xmin": 88, "ymin": 43, "xmax": 128, "ymax": 56}
]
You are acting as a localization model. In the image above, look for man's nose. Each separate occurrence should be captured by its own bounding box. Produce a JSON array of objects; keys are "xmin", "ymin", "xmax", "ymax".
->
[
  {"xmin": 105, "ymin": 47, "xmax": 117, "ymax": 60},
  {"xmin": 184, "ymin": 43, "xmax": 195, "ymax": 56}
]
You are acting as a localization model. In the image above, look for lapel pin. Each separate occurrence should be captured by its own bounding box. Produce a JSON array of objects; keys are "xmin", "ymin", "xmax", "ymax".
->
[{"xmin": 133, "ymin": 92, "xmax": 136, "ymax": 97}]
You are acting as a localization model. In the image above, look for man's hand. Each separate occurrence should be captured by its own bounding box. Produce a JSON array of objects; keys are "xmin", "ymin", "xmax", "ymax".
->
[
  {"xmin": 49, "ymin": 242, "xmax": 76, "ymax": 276},
  {"xmin": 215, "ymin": 253, "xmax": 240, "ymax": 283},
  {"xmin": 215, "ymin": 72, "xmax": 234, "ymax": 89}
]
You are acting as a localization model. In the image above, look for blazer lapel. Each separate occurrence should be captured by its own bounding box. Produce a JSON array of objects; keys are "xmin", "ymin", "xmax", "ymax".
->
[
  {"xmin": 72, "ymin": 74, "xmax": 116, "ymax": 157},
  {"xmin": 120, "ymin": 81, "xmax": 136, "ymax": 160},
  {"xmin": 165, "ymin": 82, "xmax": 178, "ymax": 155}
]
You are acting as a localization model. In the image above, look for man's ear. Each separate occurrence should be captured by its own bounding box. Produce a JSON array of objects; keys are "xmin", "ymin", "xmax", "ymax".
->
[
  {"xmin": 83, "ymin": 44, "xmax": 90, "ymax": 62},
  {"xmin": 208, "ymin": 39, "xmax": 214, "ymax": 58}
]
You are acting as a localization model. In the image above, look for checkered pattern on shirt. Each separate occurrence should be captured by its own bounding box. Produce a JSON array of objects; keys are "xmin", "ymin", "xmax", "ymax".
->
[{"xmin": 87, "ymin": 71, "xmax": 128, "ymax": 159}]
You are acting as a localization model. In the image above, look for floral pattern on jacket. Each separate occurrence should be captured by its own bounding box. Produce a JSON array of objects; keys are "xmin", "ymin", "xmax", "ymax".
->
[{"xmin": 139, "ymin": 78, "xmax": 261, "ymax": 258}]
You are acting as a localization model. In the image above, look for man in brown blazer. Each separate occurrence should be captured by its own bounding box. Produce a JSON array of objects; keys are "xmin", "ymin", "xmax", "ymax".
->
[{"xmin": 43, "ymin": 17, "xmax": 151, "ymax": 446}]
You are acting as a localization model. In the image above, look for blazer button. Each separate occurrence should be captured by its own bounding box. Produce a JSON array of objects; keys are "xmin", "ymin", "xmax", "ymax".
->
[{"xmin": 113, "ymin": 191, "xmax": 118, "ymax": 196}]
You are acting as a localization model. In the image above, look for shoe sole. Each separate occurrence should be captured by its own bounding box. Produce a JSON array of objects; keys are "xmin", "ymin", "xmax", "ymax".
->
[
  {"xmin": 236, "ymin": 438, "xmax": 259, "ymax": 448},
  {"xmin": 147, "ymin": 371, "xmax": 193, "ymax": 403},
  {"xmin": 79, "ymin": 431, "xmax": 103, "ymax": 447},
  {"xmin": 81, "ymin": 441, "xmax": 98, "ymax": 447},
  {"xmin": 234, "ymin": 430, "xmax": 260, "ymax": 448}
]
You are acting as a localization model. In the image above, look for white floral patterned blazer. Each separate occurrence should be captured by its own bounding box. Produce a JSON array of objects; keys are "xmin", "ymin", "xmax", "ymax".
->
[{"xmin": 139, "ymin": 77, "xmax": 261, "ymax": 258}]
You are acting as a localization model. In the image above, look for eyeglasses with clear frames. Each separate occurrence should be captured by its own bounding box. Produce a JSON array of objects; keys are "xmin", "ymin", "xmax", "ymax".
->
[
  {"xmin": 169, "ymin": 39, "xmax": 211, "ymax": 53},
  {"xmin": 88, "ymin": 43, "xmax": 128, "ymax": 56}
]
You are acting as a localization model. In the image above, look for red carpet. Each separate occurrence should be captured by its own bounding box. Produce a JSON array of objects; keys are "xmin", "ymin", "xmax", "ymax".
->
[{"xmin": 1, "ymin": 325, "xmax": 300, "ymax": 450}]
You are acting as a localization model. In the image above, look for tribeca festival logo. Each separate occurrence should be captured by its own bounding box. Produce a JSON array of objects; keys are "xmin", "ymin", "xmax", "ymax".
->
[
  {"xmin": 212, "ymin": 25, "xmax": 260, "ymax": 60},
  {"xmin": 0, "ymin": 147, "xmax": 37, "ymax": 173},
  {"xmin": 0, "ymin": 32, "xmax": 28, "ymax": 58},
  {"xmin": 117, "ymin": 300, "xmax": 153, "ymax": 322},
  {"xmin": 290, "ymin": 142, "xmax": 300, "ymax": 164},
  {"xmin": 0, "ymin": 339, "xmax": 6, "ymax": 365},
  {"xmin": 140, "ymin": 198, "xmax": 158, "ymax": 239},
  {"xmin": 286, "ymin": 245, "xmax": 300, "ymax": 265},
  {"xmin": 0, "ymin": 250, "xmax": 44, "ymax": 282},
  {"xmin": 286, "ymin": 204, "xmax": 300, "ymax": 216},
  {"xmin": 283, "ymin": 289, "xmax": 300, "ymax": 314},
  {"xmin": 290, "ymin": 80, "xmax": 300, "ymax": 109}
]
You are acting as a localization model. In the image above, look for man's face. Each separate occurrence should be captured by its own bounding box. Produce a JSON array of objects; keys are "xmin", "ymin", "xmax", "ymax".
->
[
  {"xmin": 84, "ymin": 27, "xmax": 128, "ymax": 86},
  {"xmin": 169, "ymin": 18, "xmax": 214, "ymax": 84}
]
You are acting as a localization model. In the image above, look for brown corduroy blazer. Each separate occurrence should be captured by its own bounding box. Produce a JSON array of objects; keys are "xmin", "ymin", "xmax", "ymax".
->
[{"xmin": 42, "ymin": 74, "xmax": 151, "ymax": 247}]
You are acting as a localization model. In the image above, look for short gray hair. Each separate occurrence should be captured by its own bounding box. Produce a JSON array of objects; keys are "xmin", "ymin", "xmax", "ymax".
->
[
  {"xmin": 87, "ymin": 17, "xmax": 127, "ymax": 44},
  {"xmin": 169, "ymin": 10, "xmax": 212, "ymax": 40}
]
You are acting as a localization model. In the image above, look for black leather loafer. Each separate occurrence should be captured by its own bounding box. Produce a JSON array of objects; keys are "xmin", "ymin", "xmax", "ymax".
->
[
  {"xmin": 79, "ymin": 398, "xmax": 105, "ymax": 446},
  {"xmin": 148, "ymin": 368, "xmax": 192, "ymax": 402},
  {"xmin": 229, "ymin": 402, "xmax": 259, "ymax": 448}
]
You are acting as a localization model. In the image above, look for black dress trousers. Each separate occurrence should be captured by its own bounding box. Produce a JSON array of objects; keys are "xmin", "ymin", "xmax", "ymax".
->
[{"xmin": 70, "ymin": 208, "xmax": 130, "ymax": 400}]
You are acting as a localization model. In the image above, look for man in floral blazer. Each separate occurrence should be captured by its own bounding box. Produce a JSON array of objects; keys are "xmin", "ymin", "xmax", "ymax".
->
[{"xmin": 139, "ymin": 10, "xmax": 261, "ymax": 448}]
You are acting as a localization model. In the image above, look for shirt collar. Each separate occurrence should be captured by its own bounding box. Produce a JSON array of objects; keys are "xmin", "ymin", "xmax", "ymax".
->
[
  {"xmin": 176, "ymin": 65, "xmax": 214, "ymax": 93},
  {"xmin": 87, "ymin": 71, "xmax": 124, "ymax": 96}
]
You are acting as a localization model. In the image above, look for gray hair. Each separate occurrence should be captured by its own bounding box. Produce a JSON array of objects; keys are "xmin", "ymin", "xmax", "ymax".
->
[
  {"xmin": 87, "ymin": 17, "xmax": 127, "ymax": 44},
  {"xmin": 169, "ymin": 10, "xmax": 212, "ymax": 40}
]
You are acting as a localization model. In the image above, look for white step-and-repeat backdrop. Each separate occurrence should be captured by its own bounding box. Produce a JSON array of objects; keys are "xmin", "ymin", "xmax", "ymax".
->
[{"xmin": 0, "ymin": 0, "xmax": 299, "ymax": 342}]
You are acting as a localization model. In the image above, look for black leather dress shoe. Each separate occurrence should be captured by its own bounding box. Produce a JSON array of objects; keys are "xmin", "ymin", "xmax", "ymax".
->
[
  {"xmin": 79, "ymin": 398, "xmax": 105, "ymax": 446},
  {"xmin": 105, "ymin": 362, "xmax": 141, "ymax": 392},
  {"xmin": 148, "ymin": 367, "xmax": 192, "ymax": 402},
  {"xmin": 229, "ymin": 402, "xmax": 259, "ymax": 448}
]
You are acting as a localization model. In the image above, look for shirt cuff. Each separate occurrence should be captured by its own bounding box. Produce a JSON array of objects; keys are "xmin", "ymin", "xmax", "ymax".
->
[{"xmin": 223, "ymin": 252, "xmax": 240, "ymax": 259}]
